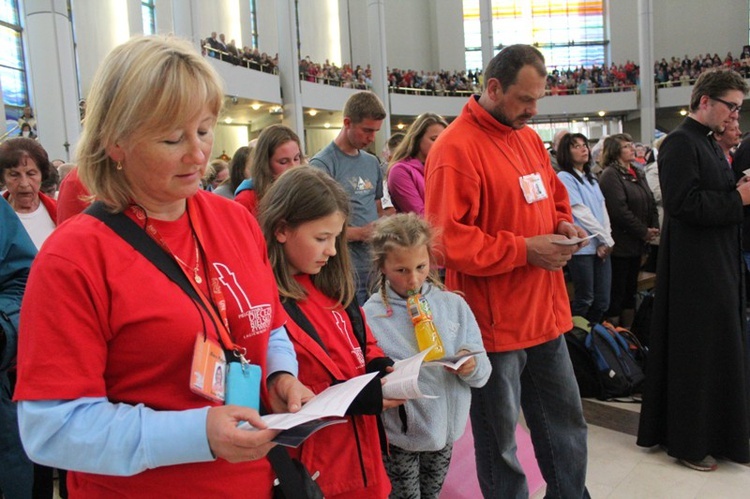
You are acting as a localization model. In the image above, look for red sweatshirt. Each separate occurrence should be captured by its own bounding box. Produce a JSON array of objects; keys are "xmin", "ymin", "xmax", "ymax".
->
[{"xmin": 424, "ymin": 96, "xmax": 574, "ymax": 351}]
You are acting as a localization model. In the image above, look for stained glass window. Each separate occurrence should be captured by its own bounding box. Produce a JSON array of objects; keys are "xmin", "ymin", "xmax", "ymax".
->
[
  {"xmin": 464, "ymin": 0, "xmax": 607, "ymax": 71},
  {"xmin": 0, "ymin": 0, "xmax": 27, "ymax": 125}
]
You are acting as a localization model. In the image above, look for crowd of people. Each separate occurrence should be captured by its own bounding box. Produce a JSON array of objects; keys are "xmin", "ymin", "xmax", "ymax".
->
[
  {"xmin": 202, "ymin": 32, "xmax": 278, "ymax": 74},
  {"xmin": 655, "ymin": 47, "xmax": 750, "ymax": 87},
  {"xmin": 3, "ymin": 34, "xmax": 750, "ymax": 499},
  {"xmin": 200, "ymin": 32, "xmax": 750, "ymax": 102},
  {"xmin": 299, "ymin": 57, "xmax": 372, "ymax": 90}
]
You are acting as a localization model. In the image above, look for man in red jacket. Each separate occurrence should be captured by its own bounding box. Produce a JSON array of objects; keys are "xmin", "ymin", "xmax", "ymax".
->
[{"xmin": 424, "ymin": 44, "xmax": 590, "ymax": 498}]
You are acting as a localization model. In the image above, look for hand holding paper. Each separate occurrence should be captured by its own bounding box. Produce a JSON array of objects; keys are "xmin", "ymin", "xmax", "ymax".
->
[
  {"xmin": 551, "ymin": 234, "xmax": 596, "ymax": 246},
  {"xmin": 238, "ymin": 372, "xmax": 378, "ymax": 446}
]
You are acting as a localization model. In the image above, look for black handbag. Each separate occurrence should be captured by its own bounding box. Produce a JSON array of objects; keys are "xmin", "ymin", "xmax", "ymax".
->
[
  {"xmin": 85, "ymin": 202, "xmax": 324, "ymax": 499},
  {"xmin": 268, "ymin": 447, "xmax": 324, "ymax": 499}
]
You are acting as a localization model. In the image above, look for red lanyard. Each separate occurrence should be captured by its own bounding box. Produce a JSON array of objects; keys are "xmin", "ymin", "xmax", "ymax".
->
[{"xmin": 129, "ymin": 199, "xmax": 246, "ymax": 359}]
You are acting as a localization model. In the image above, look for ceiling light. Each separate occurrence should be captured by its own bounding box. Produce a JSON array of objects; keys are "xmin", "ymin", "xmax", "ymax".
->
[
  {"xmin": 224, "ymin": 117, "xmax": 232, "ymax": 124},
  {"xmin": 397, "ymin": 123, "xmax": 405, "ymax": 130},
  {"xmin": 597, "ymin": 110, "xmax": 605, "ymax": 117},
  {"xmin": 679, "ymin": 109, "xmax": 687, "ymax": 116},
  {"xmin": 250, "ymin": 103, "xmax": 261, "ymax": 111},
  {"xmin": 324, "ymin": 122, "xmax": 330, "ymax": 129},
  {"xmin": 309, "ymin": 109, "xmax": 318, "ymax": 116},
  {"xmin": 582, "ymin": 117, "xmax": 589, "ymax": 122}
]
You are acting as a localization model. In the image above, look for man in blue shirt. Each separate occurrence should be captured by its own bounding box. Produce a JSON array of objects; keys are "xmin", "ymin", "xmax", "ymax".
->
[{"xmin": 310, "ymin": 91, "xmax": 386, "ymax": 304}]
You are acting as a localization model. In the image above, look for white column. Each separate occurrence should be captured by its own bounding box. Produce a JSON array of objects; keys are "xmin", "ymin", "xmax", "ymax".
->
[
  {"xmin": 638, "ymin": 0, "xmax": 655, "ymax": 146},
  {"xmin": 24, "ymin": 0, "xmax": 80, "ymax": 161},
  {"xmin": 276, "ymin": 0, "xmax": 304, "ymax": 144},
  {"xmin": 70, "ymin": 0, "xmax": 130, "ymax": 97},
  {"xmin": 480, "ymin": 0, "xmax": 494, "ymax": 70},
  {"xmin": 367, "ymin": 0, "xmax": 390, "ymax": 151},
  {"xmin": 238, "ymin": 0, "xmax": 253, "ymax": 51},
  {"xmin": 127, "ymin": 0, "xmax": 143, "ymax": 36},
  {"xmin": 154, "ymin": 0, "xmax": 174, "ymax": 35}
]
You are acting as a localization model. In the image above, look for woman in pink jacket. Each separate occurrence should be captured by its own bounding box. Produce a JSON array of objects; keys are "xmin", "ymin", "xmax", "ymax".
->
[{"xmin": 387, "ymin": 113, "xmax": 448, "ymax": 215}]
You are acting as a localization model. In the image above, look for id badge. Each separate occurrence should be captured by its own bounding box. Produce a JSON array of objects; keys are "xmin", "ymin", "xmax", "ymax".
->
[
  {"xmin": 519, "ymin": 173, "xmax": 548, "ymax": 203},
  {"xmin": 190, "ymin": 334, "xmax": 226, "ymax": 403},
  {"xmin": 226, "ymin": 361, "xmax": 261, "ymax": 411}
]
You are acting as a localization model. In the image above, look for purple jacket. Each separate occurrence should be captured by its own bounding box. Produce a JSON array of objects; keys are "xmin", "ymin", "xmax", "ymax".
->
[{"xmin": 387, "ymin": 157, "xmax": 425, "ymax": 214}]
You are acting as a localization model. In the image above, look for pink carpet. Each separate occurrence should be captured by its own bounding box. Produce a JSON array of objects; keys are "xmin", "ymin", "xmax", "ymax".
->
[{"xmin": 440, "ymin": 422, "xmax": 544, "ymax": 498}]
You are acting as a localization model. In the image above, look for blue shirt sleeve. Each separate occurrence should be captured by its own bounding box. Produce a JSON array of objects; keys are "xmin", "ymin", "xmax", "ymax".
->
[
  {"xmin": 557, "ymin": 171, "xmax": 584, "ymax": 206},
  {"xmin": 17, "ymin": 398, "xmax": 213, "ymax": 476},
  {"xmin": 266, "ymin": 325, "xmax": 298, "ymax": 378}
]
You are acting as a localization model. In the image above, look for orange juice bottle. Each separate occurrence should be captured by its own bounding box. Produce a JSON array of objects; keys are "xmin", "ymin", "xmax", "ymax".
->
[{"xmin": 406, "ymin": 293, "xmax": 445, "ymax": 361}]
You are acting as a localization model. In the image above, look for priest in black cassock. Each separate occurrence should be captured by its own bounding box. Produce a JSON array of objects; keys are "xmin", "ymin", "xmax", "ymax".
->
[{"xmin": 637, "ymin": 68, "xmax": 750, "ymax": 472}]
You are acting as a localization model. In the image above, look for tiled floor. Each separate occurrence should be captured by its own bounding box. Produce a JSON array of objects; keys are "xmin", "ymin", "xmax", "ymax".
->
[{"xmin": 531, "ymin": 399, "xmax": 750, "ymax": 499}]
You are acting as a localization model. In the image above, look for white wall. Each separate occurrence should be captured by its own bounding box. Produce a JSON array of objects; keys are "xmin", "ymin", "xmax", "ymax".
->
[
  {"xmin": 213, "ymin": 124, "xmax": 249, "ymax": 160},
  {"xmin": 431, "ymin": 0, "xmax": 466, "ymax": 71},
  {"xmin": 299, "ymin": 0, "xmax": 342, "ymax": 65},
  {"xmin": 608, "ymin": 0, "xmax": 638, "ymax": 64},
  {"xmin": 652, "ymin": 0, "xmax": 747, "ymax": 62},
  {"xmin": 608, "ymin": 0, "xmax": 747, "ymax": 66},
  {"xmin": 384, "ymin": 0, "xmax": 434, "ymax": 70},
  {"xmin": 191, "ymin": 0, "xmax": 242, "ymax": 48},
  {"xmin": 255, "ymin": 0, "xmax": 279, "ymax": 56},
  {"xmin": 71, "ymin": 0, "xmax": 131, "ymax": 97}
]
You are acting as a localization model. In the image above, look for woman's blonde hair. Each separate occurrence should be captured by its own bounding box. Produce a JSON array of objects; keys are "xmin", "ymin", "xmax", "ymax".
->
[
  {"xmin": 370, "ymin": 213, "xmax": 445, "ymax": 315},
  {"xmin": 258, "ymin": 166, "xmax": 355, "ymax": 307},
  {"xmin": 251, "ymin": 124, "xmax": 305, "ymax": 205},
  {"xmin": 388, "ymin": 113, "xmax": 448, "ymax": 174},
  {"xmin": 77, "ymin": 35, "xmax": 224, "ymax": 212}
]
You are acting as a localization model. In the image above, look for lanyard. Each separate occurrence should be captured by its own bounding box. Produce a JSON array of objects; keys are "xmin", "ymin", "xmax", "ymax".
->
[{"xmin": 129, "ymin": 198, "xmax": 247, "ymax": 360}]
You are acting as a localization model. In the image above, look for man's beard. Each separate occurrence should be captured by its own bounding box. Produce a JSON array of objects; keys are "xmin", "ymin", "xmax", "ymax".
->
[{"xmin": 487, "ymin": 107, "xmax": 529, "ymax": 130}]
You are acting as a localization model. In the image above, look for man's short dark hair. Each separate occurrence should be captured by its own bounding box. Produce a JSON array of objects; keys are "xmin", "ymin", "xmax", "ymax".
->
[
  {"xmin": 689, "ymin": 68, "xmax": 749, "ymax": 112},
  {"xmin": 343, "ymin": 91, "xmax": 386, "ymax": 124},
  {"xmin": 484, "ymin": 44, "xmax": 547, "ymax": 92}
]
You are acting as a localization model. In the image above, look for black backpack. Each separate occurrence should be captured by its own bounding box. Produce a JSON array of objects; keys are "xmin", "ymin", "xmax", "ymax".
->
[
  {"xmin": 585, "ymin": 323, "xmax": 646, "ymax": 400},
  {"xmin": 565, "ymin": 318, "xmax": 646, "ymax": 401},
  {"xmin": 564, "ymin": 325, "xmax": 602, "ymax": 399}
]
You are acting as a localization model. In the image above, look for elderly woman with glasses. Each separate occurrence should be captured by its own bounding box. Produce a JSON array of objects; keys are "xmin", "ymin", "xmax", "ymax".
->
[{"xmin": 598, "ymin": 133, "xmax": 659, "ymax": 328}]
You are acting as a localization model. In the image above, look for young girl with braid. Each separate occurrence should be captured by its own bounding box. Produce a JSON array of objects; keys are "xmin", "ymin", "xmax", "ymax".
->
[{"xmin": 363, "ymin": 213, "xmax": 491, "ymax": 499}]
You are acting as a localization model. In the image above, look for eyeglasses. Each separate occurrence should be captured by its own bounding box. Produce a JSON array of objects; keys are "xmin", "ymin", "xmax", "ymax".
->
[{"xmin": 711, "ymin": 96, "xmax": 743, "ymax": 114}]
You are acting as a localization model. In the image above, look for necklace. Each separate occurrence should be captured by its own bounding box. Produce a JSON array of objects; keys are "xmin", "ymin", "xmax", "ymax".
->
[{"xmin": 174, "ymin": 234, "xmax": 203, "ymax": 284}]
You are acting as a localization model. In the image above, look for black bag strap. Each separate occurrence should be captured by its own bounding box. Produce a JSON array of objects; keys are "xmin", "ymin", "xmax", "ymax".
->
[
  {"xmin": 282, "ymin": 300, "xmax": 329, "ymax": 354},
  {"xmin": 282, "ymin": 297, "xmax": 389, "ymax": 452},
  {"xmin": 282, "ymin": 298, "xmax": 367, "ymax": 355},
  {"xmin": 344, "ymin": 299, "xmax": 367, "ymax": 354},
  {"xmin": 266, "ymin": 446, "xmax": 311, "ymax": 499},
  {"xmin": 86, "ymin": 202, "xmax": 313, "ymax": 498}
]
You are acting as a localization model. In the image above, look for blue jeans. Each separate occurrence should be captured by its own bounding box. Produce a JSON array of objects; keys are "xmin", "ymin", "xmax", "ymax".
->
[
  {"xmin": 0, "ymin": 373, "xmax": 33, "ymax": 499},
  {"xmin": 470, "ymin": 336, "xmax": 590, "ymax": 499},
  {"xmin": 567, "ymin": 254, "xmax": 611, "ymax": 324}
]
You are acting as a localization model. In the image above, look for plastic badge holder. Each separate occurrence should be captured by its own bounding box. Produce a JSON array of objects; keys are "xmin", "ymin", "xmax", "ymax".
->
[{"xmin": 226, "ymin": 361, "xmax": 261, "ymax": 411}]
